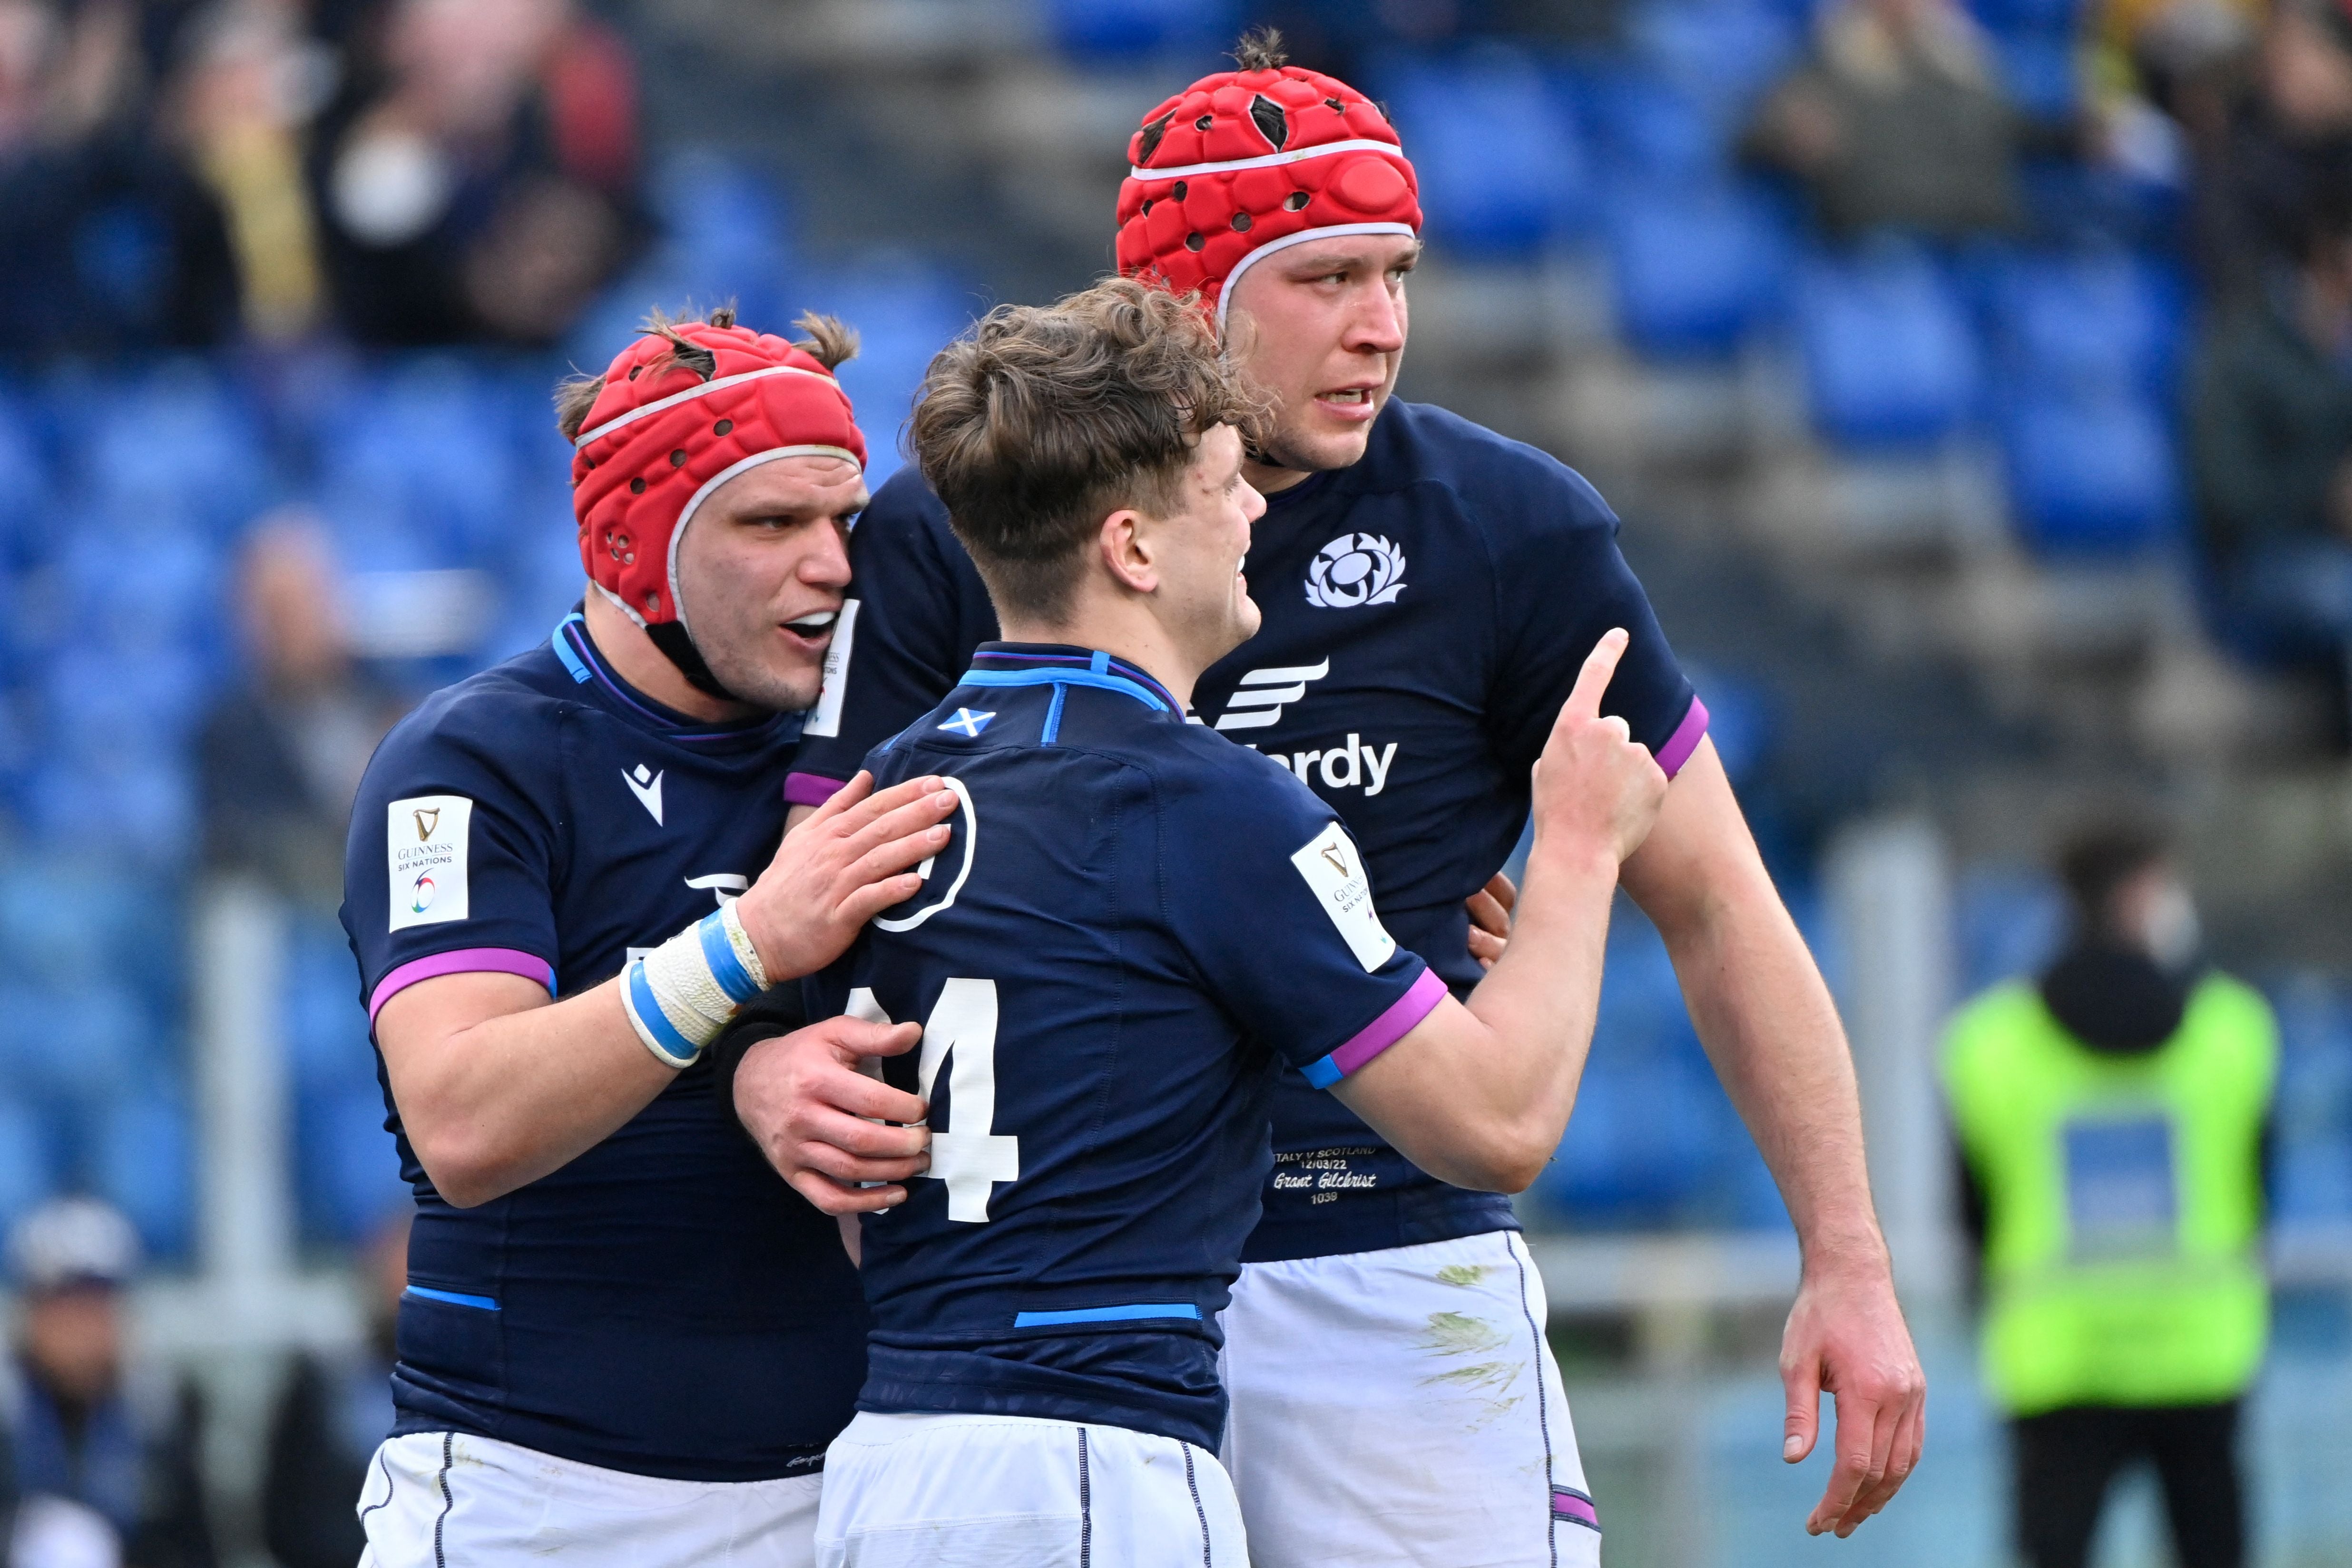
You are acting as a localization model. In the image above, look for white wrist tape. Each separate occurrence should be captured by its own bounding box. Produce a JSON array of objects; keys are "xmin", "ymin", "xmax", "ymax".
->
[{"xmin": 621, "ymin": 901, "xmax": 772, "ymax": 1069}]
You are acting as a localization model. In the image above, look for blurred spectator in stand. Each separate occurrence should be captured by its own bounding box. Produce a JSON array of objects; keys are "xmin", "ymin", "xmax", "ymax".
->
[
  {"xmin": 312, "ymin": 0, "xmax": 642, "ymax": 345},
  {"xmin": 0, "ymin": 0, "xmax": 243, "ymax": 352},
  {"xmin": 2116, "ymin": 0, "xmax": 2258, "ymax": 282},
  {"xmin": 196, "ymin": 515, "xmax": 402, "ymax": 908},
  {"xmin": 1943, "ymin": 817, "xmax": 2275, "ymax": 1568},
  {"xmin": 2194, "ymin": 0, "xmax": 2352, "ymax": 300},
  {"xmin": 1741, "ymin": 0, "xmax": 2032, "ymax": 238},
  {"xmin": 156, "ymin": 0, "xmax": 338, "ymax": 344},
  {"xmin": 262, "ymin": 1207, "xmax": 405, "ymax": 1568},
  {"xmin": 2189, "ymin": 190, "xmax": 2352, "ymax": 715},
  {"xmin": 0, "ymin": 1199, "xmax": 213, "ymax": 1568}
]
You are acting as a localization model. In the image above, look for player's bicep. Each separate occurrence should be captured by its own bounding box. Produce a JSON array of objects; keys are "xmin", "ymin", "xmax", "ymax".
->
[
  {"xmin": 1326, "ymin": 994, "xmax": 1510, "ymax": 1189},
  {"xmin": 376, "ymin": 970, "xmax": 556, "ymax": 1061}
]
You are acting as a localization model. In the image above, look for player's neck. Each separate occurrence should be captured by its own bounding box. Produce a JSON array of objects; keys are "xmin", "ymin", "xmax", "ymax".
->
[
  {"xmin": 1242, "ymin": 453, "xmax": 1313, "ymax": 496},
  {"xmin": 579, "ymin": 589, "xmax": 760, "ymax": 724},
  {"xmin": 999, "ymin": 607, "xmax": 1203, "ymax": 709}
]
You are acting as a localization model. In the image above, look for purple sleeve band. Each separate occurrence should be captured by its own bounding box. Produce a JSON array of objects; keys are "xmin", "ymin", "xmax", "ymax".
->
[
  {"xmin": 784, "ymin": 772, "xmax": 847, "ymax": 808},
  {"xmin": 1324, "ymin": 968, "xmax": 1448, "ymax": 1081},
  {"xmin": 369, "ymin": 948, "xmax": 556, "ymax": 1022},
  {"xmin": 1655, "ymin": 695, "xmax": 1710, "ymax": 780}
]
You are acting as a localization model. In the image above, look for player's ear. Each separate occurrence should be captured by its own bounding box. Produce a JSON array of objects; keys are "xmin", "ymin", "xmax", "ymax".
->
[{"xmin": 1098, "ymin": 506, "xmax": 1158, "ymax": 596}]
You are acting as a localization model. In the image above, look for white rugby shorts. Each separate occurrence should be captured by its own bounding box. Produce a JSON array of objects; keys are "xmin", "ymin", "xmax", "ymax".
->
[
  {"xmin": 1218, "ymin": 1229, "xmax": 1602, "ymax": 1568},
  {"xmin": 356, "ymin": 1431, "xmax": 823, "ymax": 1568},
  {"xmin": 816, "ymin": 1410, "xmax": 1248, "ymax": 1567}
]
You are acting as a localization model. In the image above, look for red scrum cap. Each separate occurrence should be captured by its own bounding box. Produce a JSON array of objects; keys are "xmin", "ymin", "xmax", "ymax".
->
[
  {"xmin": 569, "ymin": 315, "xmax": 864, "ymax": 664},
  {"xmin": 1114, "ymin": 30, "xmax": 1421, "ymax": 335}
]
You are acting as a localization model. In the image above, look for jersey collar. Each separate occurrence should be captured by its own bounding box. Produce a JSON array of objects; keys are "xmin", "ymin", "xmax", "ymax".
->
[
  {"xmin": 550, "ymin": 610, "xmax": 803, "ymax": 745},
  {"xmin": 961, "ymin": 643, "xmax": 1185, "ymax": 717}
]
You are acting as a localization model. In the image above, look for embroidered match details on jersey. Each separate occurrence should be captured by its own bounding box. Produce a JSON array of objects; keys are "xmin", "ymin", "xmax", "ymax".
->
[
  {"xmin": 1291, "ymin": 823, "xmax": 1394, "ymax": 971},
  {"xmin": 387, "ymin": 795, "xmax": 471, "ymax": 931}
]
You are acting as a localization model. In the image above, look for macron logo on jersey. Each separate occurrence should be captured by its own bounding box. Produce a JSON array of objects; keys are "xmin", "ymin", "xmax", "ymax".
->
[
  {"xmin": 1214, "ymin": 660, "xmax": 1329, "ymax": 732},
  {"xmin": 624, "ymin": 764, "xmax": 664, "ymax": 824}
]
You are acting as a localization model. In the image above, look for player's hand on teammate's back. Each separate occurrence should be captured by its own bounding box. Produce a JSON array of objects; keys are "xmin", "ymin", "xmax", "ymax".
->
[
  {"xmin": 1465, "ymin": 872, "xmax": 1515, "ymax": 970},
  {"xmin": 735, "ymin": 1014, "xmax": 932, "ymax": 1215},
  {"xmin": 734, "ymin": 771, "xmax": 960, "ymax": 981},
  {"xmin": 1529, "ymin": 629, "xmax": 1668, "ymax": 868}
]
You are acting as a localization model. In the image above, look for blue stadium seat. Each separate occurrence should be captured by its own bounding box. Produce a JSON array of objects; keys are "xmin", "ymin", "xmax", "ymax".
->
[
  {"xmin": 1798, "ymin": 246, "xmax": 1981, "ymax": 448},
  {"xmin": 1988, "ymin": 249, "xmax": 2179, "ymax": 396},
  {"xmin": 1630, "ymin": 0, "xmax": 1804, "ymax": 123},
  {"xmin": 1964, "ymin": 0, "xmax": 2088, "ymax": 38},
  {"xmin": 1380, "ymin": 54, "xmax": 1595, "ymax": 255},
  {"xmin": 1953, "ymin": 866, "xmax": 2068, "ymax": 997},
  {"xmin": 0, "ymin": 1097, "xmax": 58, "ymax": 1242},
  {"xmin": 1046, "ymin": 0, "xmax": 1241, "ymax": 58},
  {"xmin": 2268, "ymin": 977, "xmax": 2352, "ymax": 1223},
  {"xmin": 1999, "ymin": 385, "xmax": 2178, "ymax": 553},
  {"xmin": 799, "ymin": 266, "xmax": 981, "ymax": 490},
  {"xmin": 284, "ymin": 918, "xmax": 377, "ymax": 1098},
  {"xmin": 1574, "ymin": 71, "xmax": 1723, "ymax": 187},
  {"xmin": 94, "ymin": 1093, "xmax": 193, "ymax": 1260},
  {"xmin": 0, "ymin": 401, "xmax": 53, "ymax": 569},
  {"xmin": 319, "ymin": 359, "xmax": 525, "ymax": 568},
  {"xmin": 58, "ymin": 518, "xmax": 225, "ymax": 659},
  {"xmin": 20, "ymin": 754, "xmax": 193, "ymax": 868},
  {"xmin": 1987, "ymin": 31, "xmax": 2080, "ymax": 121},
  {"xmin": 296, "ymin": 1084, "xmax": 407, "ymax": 1247},
  {"xmin": 0, "ymin": 860, "xmax": 168, "ymax": 996},
  {"xmin": 43, "ymin": 646, "xmax": 213, "ymax": 758},
  {"xmin": 73, "ymin": 365, "xmax": 270, "ymax": 536},
  {"xmin": 1605, "ymin": 181, "xmax": 1794, "ymax": 358},
  {"xmin": 0, "ymin": 982, "xmax": 147, "ymax": 1107}
]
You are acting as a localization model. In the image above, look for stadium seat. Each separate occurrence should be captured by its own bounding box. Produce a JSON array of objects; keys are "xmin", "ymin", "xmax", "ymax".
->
[
  {"xmin": 58, "ymin": 519, "xmax": 225, "ymax": 660},
  {"xmin": 1987, "ymin": 249, "xmax": 2180, "ymax": 396},
  {"xmin": 1985, "ymin": 30, "xmax": 2080, "ymax": 122},
  {"xmin": 73, "ymin": 364, "xmax": 270, "ymax": 537},
  {"xmin": 296, "ymin": 1084, "xmax": 407, "ymax": 1247},
  {"xmin": 1963, "ymin": 0, "xmax": 2088, "ymax": 39},
  {"xmin": 1629, "ymin": 0, "xmax": 1804, "ymax": 123},
  {"xmin": 284, "ymin": 917, "xmax": 377, "ymax": 1098},
  {"xmin": 20, "ymin": 754, "xmax": 193, "ymax": 868},
  {"xmin": 1797, "ymin": 245, "xmax": 1981, "ymax": 448},
  {"xmin": 1605, "ymin": 180, "xmax": 1794, "ymax": 358},
  {"xmin": 0, "ymin": 1097, "xmax": 57, "ymax": 1242},
  {"xmin": 94, "ymin": 1092, "xmax": 194, "ymax": 1260},
  {"xmin": 1574, "ymin": 70, "xmax": 1723, "ymax": 188},
  {"xmin": 799, "ymin": 266, "xmax": 981, "ymax": 489},
  {"xmin": 1953, "ymin": 866, "xmax": 2068, "ymax": 996},
  {"xmin": 319, "ymin": 359, "xmax": 526, "ymax": 569},
  {"xmin": 1999, "ymin": 384, "xmax": 2178, "ymax": 553},
  {"xmin": 2268, "ymin": 978, "xmax": 2352, "ymax": 1222},
  {"xmin": 0, "ymin": 982, "xmax": 147, "ymax": 1107},
  {"xmin": 1380, "ymin": 53, "xmax": 1595, "ymax": 255},
  {"xmin": 1046, "ymin": 0, "xmax": 1242, "ymax": 59}
]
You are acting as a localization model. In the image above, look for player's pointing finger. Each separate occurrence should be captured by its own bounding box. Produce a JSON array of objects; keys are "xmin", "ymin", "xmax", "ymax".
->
[{"xmin": 1564, "ymin": 628, "xmax": 1629, "ymax": 722}]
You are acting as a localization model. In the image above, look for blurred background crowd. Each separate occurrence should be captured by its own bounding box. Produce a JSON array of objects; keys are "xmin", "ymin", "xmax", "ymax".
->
[{"xmin": 0, "ymin": 0, "xmax": 2340, "ymax": 1564}]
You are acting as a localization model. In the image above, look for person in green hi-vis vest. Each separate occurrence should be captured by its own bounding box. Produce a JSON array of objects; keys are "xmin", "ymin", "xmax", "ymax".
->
[{"xmin": 1943, "ymin": 815, "xmax": 2276, "ymax": 1568}]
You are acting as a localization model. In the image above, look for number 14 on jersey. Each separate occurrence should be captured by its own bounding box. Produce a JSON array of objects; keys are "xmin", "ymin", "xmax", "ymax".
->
[{"xmin": 847, "ymin": 980, "xmax": 1020, "ymax": 1222}]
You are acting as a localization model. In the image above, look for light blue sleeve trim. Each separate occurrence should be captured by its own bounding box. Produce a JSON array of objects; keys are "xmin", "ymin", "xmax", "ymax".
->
[
  {"xmin": 1301, "ymin": 1055, "xmax": 1344, "ymax": 1090},
  {"xmin": 405, "ymin": 1284, "xmax": 499, "ymax": 1312},
  {"xmin": 697, "ymin": 912, "xmax": 762, "ymax": 1004},
  {"xmin": 624, "ymin": 961, "xmax": 701, "ymax": 1068},
  {"xmin": 1013, "ymin": 1303, "xmax": 1202, "ymax": 1327},
  {"xmin": 957, "ymin": 666, "xmax": 1170, "ymax": 713}
]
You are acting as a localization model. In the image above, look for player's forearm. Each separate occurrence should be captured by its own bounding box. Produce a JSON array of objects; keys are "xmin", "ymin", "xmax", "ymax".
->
[
  {"xmin": 381, "ymin": 974, "xmax": 675, "ymax": 1208},
  {"xmin": 1658, "ymin": 872, "xmax": 1887, "ymax": 1270},
  {"xmin": 1446, "ymin": 838, "xmax": 1621, "ymax": 1173}
]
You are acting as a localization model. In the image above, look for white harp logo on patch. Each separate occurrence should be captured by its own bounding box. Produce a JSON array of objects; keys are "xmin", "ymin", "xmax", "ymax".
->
[
  {"xmin": 1304, "ymin": 533, "xmax": 1407, "ymax": 609},
  {"xmin": 1213, "ymin": 659, "xmax": 1328, "ymax": 732}
]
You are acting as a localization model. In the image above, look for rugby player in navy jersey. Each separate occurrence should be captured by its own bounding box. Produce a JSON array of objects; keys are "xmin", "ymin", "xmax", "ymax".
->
[
  {"xmin": 338, "ymin": 307, "xmax": 954, "ymax": 1568},
  {"xmin": 762, "ymin": 31, "xmax": 1924, "ymax": 1567},
  {"xmin": 804, "ymin": 276, "xmax": 1666, "ymax": 1568}
]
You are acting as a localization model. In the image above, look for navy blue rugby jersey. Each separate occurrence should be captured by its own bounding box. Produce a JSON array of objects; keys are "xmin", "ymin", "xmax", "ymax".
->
[
  {"xmin": 814, "ymin": 644, "xmax": 1444, "ymax": 1449},
  {"xmin": 791, "ymin": 400, "xmax": 1707, "ymax": 1262},
  {"xmin": 340, "ymin": 611, "xmax": 867, "ymax": 1482}
]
